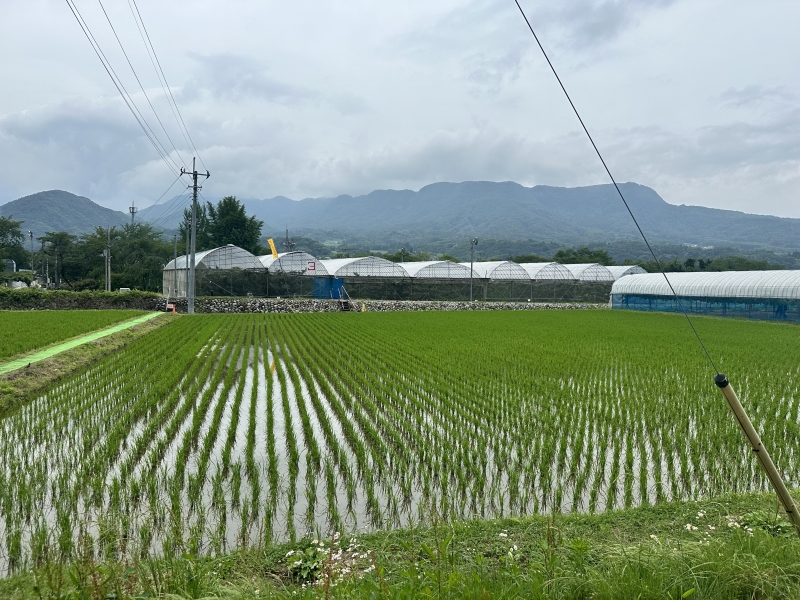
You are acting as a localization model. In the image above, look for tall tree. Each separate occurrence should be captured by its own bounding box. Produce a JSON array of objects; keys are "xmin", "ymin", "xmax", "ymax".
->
[
  {"xmin": 0, "ymin": 215, "xmax": 27, "ymax": 269},
  {"xmin": 72, "ymin": 224, "xmax": 173, "ymax": 291},
  {"xmin": 38, "ymin": 231, "xmax": 77, "ymax": 286},
  {"xmin": 179, "ymin": 204, "xmax": 212, "ymax": 252},
  {"xmin": 207, "ymin": 196, "xmax": 263, "ymax": 254}
]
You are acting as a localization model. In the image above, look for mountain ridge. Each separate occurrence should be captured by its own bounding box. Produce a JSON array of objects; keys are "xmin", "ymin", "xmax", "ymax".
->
[
  {"xmin": 0, "ymin": 190, "xmax": 128, "ymax": 237},
  {"xmin": 4, "ymin": 182, "xmax": 800, "ymax": 251}
]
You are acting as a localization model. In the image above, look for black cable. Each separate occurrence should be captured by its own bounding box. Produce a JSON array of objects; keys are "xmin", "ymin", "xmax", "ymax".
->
[
  {"xmin": 96, "ymin": 0, "xmax": 186, "ymax": 170},
  {"xmin": 149, "ymin": 191, "xmax": 192, "ymax": 230},
  {"xmin": 512, "ymin": 0, "xmax": 719, "ymax": 374},
  {"xmin": 136, "ymin": 174, "xmax": 182, "ymax": 220},
  {"xmin": 63, "ymin": 0, "xmax": 180, "ymax": 177},
  {"xmin": 129, "ymin": 0, "xmax": 207, "ymax": 171},
  {"xmin": 128, "ymin": 0, "xmax": 206, "ymax": 169}
]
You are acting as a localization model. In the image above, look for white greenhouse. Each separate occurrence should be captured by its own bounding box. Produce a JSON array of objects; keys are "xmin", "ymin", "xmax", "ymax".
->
[
  {"xmin": 562, "ymin": 263, "xmax": 615, "ymax": 283},
  {"xmin": 319, "ymin": 257, "xmax": 409, "ymax": 278},
  {"xmin": 398, "ymin": 261, "xmax": 472, "ymax": 279},
  {"xmin": 258, "ymin": 251, "xmax": 328, "ymax": 276},
  {"xmin": 612, "ymin": 270, "xmax": 800, "ymax": 321},
  {"xmin": 163, "ymin": 245, "xmax": 264, "ymax": 297},
  {"xmin": 605, "ymin": 265, "xmax": 647, "ymax": 280},
  {"xmin": 463, "ymin": 261, "xmax": 530, "ymax": 281},
  {"xmin": 519, "ymin": 262, "xmax": 575, "ymax": 281}
]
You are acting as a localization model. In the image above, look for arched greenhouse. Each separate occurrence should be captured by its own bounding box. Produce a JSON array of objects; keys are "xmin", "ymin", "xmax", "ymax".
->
[
  {"xmin": 605, "ymin": 265, "xmax": 647, "ymax": 281},
  {"xmin": 611, "ymin": 270, "xmax": 800, "ymax": 321},
  {"xmin": 163, "ymin": 245, "xmax": 264, "ymax": 298}
]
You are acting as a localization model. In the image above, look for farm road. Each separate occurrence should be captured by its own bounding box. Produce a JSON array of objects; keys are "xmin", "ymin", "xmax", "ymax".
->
[{"xmin": 0, "ymin": 312, "xmax": 162, "ymax": 375}]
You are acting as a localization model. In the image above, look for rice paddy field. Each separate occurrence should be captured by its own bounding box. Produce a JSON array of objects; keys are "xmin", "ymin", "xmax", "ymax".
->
[
  {"xmin": 0, "ymin": 310, "xmax": 146, "ymax": 361},
  {"xmin": 1, "ymin": 310, "xmax": 799, "ymax": 573}
]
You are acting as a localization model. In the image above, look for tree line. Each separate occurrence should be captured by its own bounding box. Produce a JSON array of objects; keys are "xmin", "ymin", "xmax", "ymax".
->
[{"xmin": 0, "ymin": 196, "xmax": 263, "ymax": 292}]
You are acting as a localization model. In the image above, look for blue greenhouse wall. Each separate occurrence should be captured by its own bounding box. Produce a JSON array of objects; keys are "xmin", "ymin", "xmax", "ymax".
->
[{"xmin": 612, "ymin": 294, "xmax": 800, "ymax": 322}]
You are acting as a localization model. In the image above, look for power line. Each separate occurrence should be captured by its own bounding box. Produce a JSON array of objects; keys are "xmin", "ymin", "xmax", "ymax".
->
[
  {"xmin": 135, "ymin": 174, "xmax": 182, "ymax": 220},
  {"xmin": 63, "ymin": 0, "xmax": 181, "ymax": 177},
  {"xmin": 512, "ymin": 0, "xmax": 718, "ymax": 374},
  {"xmin": 127, "ymin": 0, "xmax": 205, "ymax": 169},
  {"xmin": 96, "ymin": 0, "xmax": 186, "ymax": 170},
  {"xmin": 149, "ymin": 190, "xmax": 192, "ymax": 230}
]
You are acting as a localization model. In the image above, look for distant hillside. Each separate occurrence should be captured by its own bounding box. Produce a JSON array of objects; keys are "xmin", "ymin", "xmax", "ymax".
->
[
  {"xmin": 0, "ymin": 190, "xmax": 129, "ymax": 236},
  {"xmin": 231, "ymin": 181, "xmax": 800, "ymax": 251}
]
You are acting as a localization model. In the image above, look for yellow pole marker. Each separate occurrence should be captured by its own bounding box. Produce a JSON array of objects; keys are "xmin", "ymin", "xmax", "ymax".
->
[
  {"xmin": 270, "ymin": 360, "xmax": 276, "ymax": 374},
  {"xmin": 268, "ymin": 238, "xmax": 279, "ymax": 259}
]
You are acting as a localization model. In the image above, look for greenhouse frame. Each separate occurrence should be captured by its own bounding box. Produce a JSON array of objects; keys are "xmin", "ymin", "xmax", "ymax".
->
[
  {"xmin": 611, "ymin": 270, "xmax": 800, "ymax": 321},
  {"xmin": 162, "ymin": 245, "xmax": 264, "ymax": 297},
  {"xmin": 398, "ymin": 261, "xmax": 472, "ymax": 279},
  {"xmin": 519, "ymin": 262, "xmax": 575, "ymax": 281},
  {"xmin": 258, "ymin": 251, "xmax": 329, "ymax": 276},
  {"xmin": 463, "ymin": 261, "xmax": 530, "ymax": 281},
  {"xmin": 319, "ymin": 257, "xmax": 408, "ymax": 278},
  {"xmin": 605, "ymin": 265, "xmax": 647, "ymax": 280},
  {"xmin": 563, "ymin": 263, "xmax": 615, "ymax": 282}
]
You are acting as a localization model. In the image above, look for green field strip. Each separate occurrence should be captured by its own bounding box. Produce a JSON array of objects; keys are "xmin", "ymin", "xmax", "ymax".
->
[{"xmin": 0, "ymin": 312, "xmax": 163, "ymax": 375}]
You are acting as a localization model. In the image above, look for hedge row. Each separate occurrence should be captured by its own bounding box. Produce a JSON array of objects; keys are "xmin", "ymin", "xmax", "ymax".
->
[{"xmin": 0, "ymin": 288, "xmax": 165, "ymax": 311}]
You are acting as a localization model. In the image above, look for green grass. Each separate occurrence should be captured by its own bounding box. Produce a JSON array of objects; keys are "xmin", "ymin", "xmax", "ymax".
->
[
  {"xmin": 2, "ymin": 310, "xmax": 800, "ymax": 597},
  {"xmin": 1, "ymin": 491, "xmax": 798, "ymax": 599},
  {"xmin": 0, "ymin": 309, "xmax": 146, "ymax": 361}
]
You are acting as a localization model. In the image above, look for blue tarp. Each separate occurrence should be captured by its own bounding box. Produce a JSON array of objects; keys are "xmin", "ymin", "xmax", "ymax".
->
[{"xmin": 312, "ymin": 277, "xmax": 345, "ymax": 299}]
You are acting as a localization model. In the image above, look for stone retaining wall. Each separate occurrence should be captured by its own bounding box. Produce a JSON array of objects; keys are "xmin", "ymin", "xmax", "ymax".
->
[{"xmin": 167, "ymin": 297, "xmax": 607, "ymax": 314}]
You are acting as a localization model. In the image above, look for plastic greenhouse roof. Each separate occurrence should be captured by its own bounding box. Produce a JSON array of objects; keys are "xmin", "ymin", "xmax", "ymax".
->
[
  {"xmin": 606, "ymin": 265, "xmax": 647, "ymax": 280},
  {"xmin": 398, "ymin": 261, "xmax": 472, "ymax": 279},
  {"xmin": 164, "ymin": 245, "xmax": 263, "ymax": 271},
  {"xmin": 611, "ymin": 270, "xmax": 800, "ymax": 300},
  {"xmin": 257, "ymin": 251, "xmax": 328, "ymax": 275},
  {"xmin": 462, "ymin": 261, "xmax": 529, "ymax": 280},
  {"xmin": 519, "ymin": 262, "xmax": 574, "ymax": 281},
  {"xmin": 319, "ymin": 257, "xmax": 409, "ymax": 278},
  {"xmin": 562, "ymin": 263, "xmax": 615, "ymax": 282}
]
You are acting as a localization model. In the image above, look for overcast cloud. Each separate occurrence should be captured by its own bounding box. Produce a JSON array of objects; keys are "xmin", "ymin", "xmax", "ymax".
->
[{"xmin": 0, "ymin": 0, "xmax": 798, "ymax": 217}]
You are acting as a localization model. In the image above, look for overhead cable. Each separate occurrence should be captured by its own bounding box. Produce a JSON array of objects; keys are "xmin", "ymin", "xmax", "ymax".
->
[
  {"xmin": 127, "ymin": 0, "xmax": 207, "ymax": 171},
  {"xmin": 96, "ymin": 0, "xmax": 186, "ymax": 169},
  {"xmin": 135, "ymin": 174, "xmax": 182, "ymax": 220},
  {"xmin": 63, "ymin": 0, "xmax": 180, "ymax": 177},
  {"xmin": 512, "ymin": 0, "xmax": 718, "ymax": 374}
]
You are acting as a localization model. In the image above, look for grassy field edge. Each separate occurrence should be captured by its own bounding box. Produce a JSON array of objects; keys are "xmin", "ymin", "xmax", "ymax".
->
[
  {"xmin": 2, "ymin": 490, "xmax": 799, "ymax": 599},
  {"xmin": 0, "ymin": 313, "xmax": 177, "ymax": 417}
]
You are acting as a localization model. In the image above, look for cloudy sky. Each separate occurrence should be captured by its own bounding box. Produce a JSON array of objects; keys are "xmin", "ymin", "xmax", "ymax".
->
[{"xmin": 1, "ymin": 0, "xmax": 798, "ymax": 217}]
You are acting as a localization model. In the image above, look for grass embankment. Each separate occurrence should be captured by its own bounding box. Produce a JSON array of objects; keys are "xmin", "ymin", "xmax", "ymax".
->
[
  {"xmin": 1, "ymin": 491, "xmax": 798, "ymax": 599},
  {"xmin": 0, "ymin": 309, "xmax": 146, "ymax": 361},
  {"xmin": 0, "ymin": 312, "xmax": 176, "ymax": 416}
]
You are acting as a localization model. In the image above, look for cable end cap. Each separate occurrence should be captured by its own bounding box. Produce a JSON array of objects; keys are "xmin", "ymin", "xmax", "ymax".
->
[{"xmin": 714, "ymin": 373, "xmax": 729, "ymax": 389}]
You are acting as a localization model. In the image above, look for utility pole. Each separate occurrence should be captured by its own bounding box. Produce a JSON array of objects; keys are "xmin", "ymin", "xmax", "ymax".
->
[
  {"xmin": 28, "ymin": 231, "xmax": 33, "ymax": 272},
  {"xmin": 185, "ymin": 232, "xmax": 189, "ymax": 298},
  {"xmin": 180, "ymin": 157, "xmax": 210, "ymax": 314},
  {"xmin": 104, "ymin": 227, "xmax": 112, "ymax": 292},
  {"xmin": 283, "ymin": 226, "xmax": 296, "ymax": 252},
  {"xmin": 129, "ymin": 199, "xmax": 138, "ymax": 226},
  {"xmin": 470, "ymin": 238, "xmax": 478, "ymax": 302},
  {"xmin": 173, "ymin": 234, "xmax": 178, "ymax": 298},
  {"xmin": 40, "ymin": 240, "xmax": 46, "ymax": 285}
]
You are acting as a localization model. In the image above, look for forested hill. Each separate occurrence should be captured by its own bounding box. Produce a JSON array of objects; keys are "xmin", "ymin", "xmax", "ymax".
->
[
  {"xmin": 0, "ymin": 190, "xmax": 128, "ymax": 236},
  {"xmin": 244, "ymin": 181, "xmax": 800, "ymax": 251}
]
